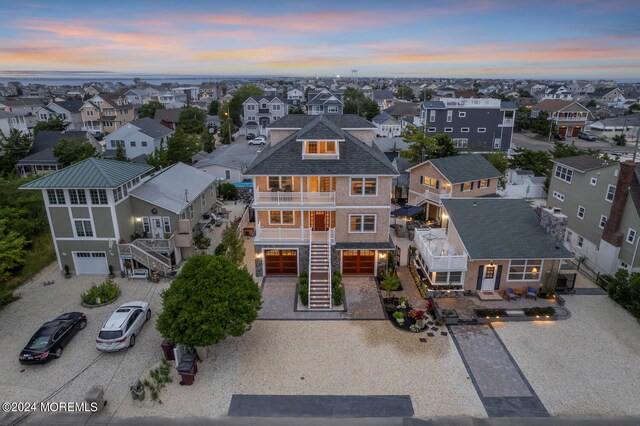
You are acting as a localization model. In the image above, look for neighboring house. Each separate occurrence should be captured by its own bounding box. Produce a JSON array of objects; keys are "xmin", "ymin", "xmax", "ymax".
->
[
  {"xmin": 371, "ymin": 90, "xmax": 394, "ymax": 110},
  {"xmin": 0, "ymin": 98, "xmax": 46, "ymax": 133},
  {"xmin": 420, "ymin": 98, "xmax": 516, "ymax": 152},
  {"xmin": 80, "ymin": 94, "xmax": 135, "ymax": 135},
  {"xmin": 152, "ymin": 91, "xmax": 186, "ymax": 109},
  {"xmin": 372, "ymin": 111, "xmax": 401, "ymax": 137},
  {"xmin": 123, "ymin": 88, "xmax": 161, "ymax": 106},
  {"xmin": 407, "ymin": 154, "xmax": 502, "ymax": 224},
  {"xmin": 0, "ymin": 110, "xmax": 29, "ymax": 135},
  {"xmin": 153, "ymin": 108, "xmax": 182, "ymax": 130},
  {"xmin": 287, "ymin": 88, "xmax": 304, "ymax": 106},
  {"xmin": 546, "ymin": 155, "xmax": 640, "ymax": 275},
  {"xmin": 412, "ymin": 198, "xmax": 571, "ymax": 295},
  {"xmin": 383, "ymin": 102, "xmax": 420, "ymax": 130},
  {"xmin": 242, "ymin": 95, "xmax": 288, "ymax": 136},
  {"xmin": 244, "ymin": 114, "xmax": 397, "ymax": 309},
  {"xmin": 102, "ymin": 117, "xmax": 174, "ymax": 159},
  {"xmin": 541, "ymin": 85, "xmax": 573, "ymax": 101},
  {"xmin": 34, "ymin": 100, "xmax": 84, "ymax": 130},
  {"xmin": 306, "ymin": 88, "xmax": 344, "ymax": 115},
  {"xmin": 587, "ymin": 114, "xmax": 640, "ymax": 142},
  {"xmin": 373, "ymin": 136, "xmax": 409, "ymax": 162},
  {"xmin": 590, "ymin": 87, "xmax": 626, "ymax": 107},
  {"xmin": 21, "ymin": 159, "xmax": 217, "ymax": 276},
  {"xmin": 531, "ymin": 100, "xmax": 590, "ymax": 138},
  {"xmin": 193, "ymin": 143, "xmax": 262, "ymax": 183},
  {"xmin": 15, "ymin": 130, "xmax": 88, "ymax": 177}
]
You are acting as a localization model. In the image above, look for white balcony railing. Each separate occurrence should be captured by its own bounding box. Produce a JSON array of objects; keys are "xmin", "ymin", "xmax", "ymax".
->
[
  {"xmin": 414, "ymin": 228, "xmax": 467, "ymax": 272},
  {"xmin": 415, "ymin": 189, "xmax": 452, "ymax": 206},
  {"xmin": 254, "ymin": 222, "xmax": 335, "ymax": 243},
  {"xmin": 502, "ymin": 118, "xmax": 514, "ymax": 126},
  {"xmin": 254, "ymin": 190, "xmax": 336, "ymax": 206}
]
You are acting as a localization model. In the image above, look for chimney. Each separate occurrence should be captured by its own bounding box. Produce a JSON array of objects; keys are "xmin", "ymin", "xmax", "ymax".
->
[
  {"xmin": 602, "ymin": 161, "xmax": 635, "ymax": 247},
  {"xmin": 540, "ymin": 207, "xmax": 568, "ymax": 244}
]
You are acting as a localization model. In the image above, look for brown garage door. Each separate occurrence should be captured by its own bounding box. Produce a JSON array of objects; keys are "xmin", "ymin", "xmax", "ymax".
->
[
  {"xmin": 264, "ymin": 250, "xmax": 298, "ymax": 275},
  {"xmin": 342, "ymin": 250, "xmax": 375, "ymax": 275}
]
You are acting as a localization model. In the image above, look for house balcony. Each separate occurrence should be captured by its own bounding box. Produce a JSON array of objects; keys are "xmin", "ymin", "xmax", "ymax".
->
[
  {"xmin": 415, "ymin": 189, "xmax": 452, "ymax": 206},
  {"xmin": 414, "ymin": 228, "xmax": 467, "ymax": 272},
  {"xmin": 254, "ymin": 190, "xmax": 336, "ymax": 207},
  {"xmin": 502, "ymin": 118, "xmax": 514, "ymax": 126},
  {"xmin": 254, "ymin": 222, "xmax": 335, "ymax": 243}
]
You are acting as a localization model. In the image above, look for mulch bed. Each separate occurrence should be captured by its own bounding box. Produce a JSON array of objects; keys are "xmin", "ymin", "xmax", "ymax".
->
[{"xmin": 383, "ymin": 297, "xmax": 438, "ymax": 333}]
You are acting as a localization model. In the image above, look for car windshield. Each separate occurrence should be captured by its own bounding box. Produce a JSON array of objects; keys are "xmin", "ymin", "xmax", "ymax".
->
[
  {"xmin": 99, "ymin": 330, "xmax": 122, "ymax": 340},
  {"xmin": 26, "ymin": 335, "xmax": 51, "ymax": 350}
]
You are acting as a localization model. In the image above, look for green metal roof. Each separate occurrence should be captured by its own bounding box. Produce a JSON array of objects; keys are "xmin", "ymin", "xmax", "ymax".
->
[{"xmin": 21, "ymin": 158, "xmax": 153, "ymax": 189}]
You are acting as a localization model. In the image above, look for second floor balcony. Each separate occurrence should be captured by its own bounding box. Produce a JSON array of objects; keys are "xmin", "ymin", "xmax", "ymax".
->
[
  {"xmin": 254, "ymin": 222, "xmax": 336, "ymax": 243},
  {"xmin": 254, "ymin": 189, "xmax": 336, "ymax": 206},
  {"xmin": 415, "ymin": 188, "xmax": 452, "ymax": 206},
  {"xmin": 414, "ymin": 228, "xmax": 467, "ymax": 272}
]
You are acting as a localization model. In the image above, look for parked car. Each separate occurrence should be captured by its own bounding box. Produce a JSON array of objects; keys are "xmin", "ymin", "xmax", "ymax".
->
[
  {"xmin": 249, "ymin": 136, "xmax": 266, "ymax": 146},
  {"xmin": 578, "ymin": 132, "xmax": 597, "ymax": 141},
  {"xmin": 246, "ymin": 133, "xmax": 255, "ymax": 140},
  {"xmin": 96, "ymin": 301, "xmax": 151, "ymax": 352},
  {"xmin": 19, "ymin": 312, "xmax": 87, "ymax": 364},
  {"xmin": 554, "ymin": 133, "xmax": 566, "ymax": 141}
]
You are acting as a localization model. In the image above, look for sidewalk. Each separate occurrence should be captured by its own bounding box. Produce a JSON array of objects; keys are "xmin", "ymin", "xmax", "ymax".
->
[{"xmin": 395, "ymin": 266, "xmax": 428, "ymax": 310}]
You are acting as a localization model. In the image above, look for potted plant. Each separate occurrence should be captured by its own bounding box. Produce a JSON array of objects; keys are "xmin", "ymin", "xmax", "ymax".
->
[
  {"xmin": 108, "ymin": 265, "xmax": 115, "ymax": 279},
  {"xmin": 64, "ymin": 265, "xmax": 71, "ymax": 279},
  {"xmin": 393, "ymin": 311, "xmax": 405, "ymax": 325},
  {"xmin": 380, "ymin": 272, "xmax": 401, "ymax": 298}
]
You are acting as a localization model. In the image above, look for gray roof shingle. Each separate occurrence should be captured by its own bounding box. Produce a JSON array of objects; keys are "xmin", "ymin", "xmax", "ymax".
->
[
  {"xmin": 552, "ymin": 155, "xmax": 613, "ymax": 172},
  {"xmin": 427, "ymin": 154, "xmax": 502, "ymax": 184},
  {"xmin": 267, "ymin": 114, "xmax": 375, "ymax": 129},
  {"xmin": 128, "ymin": 117, "xmax": 173, "ymax": 139},
  {"xmin": 296, "ymin": 115, "xmax": 345, "ymax": 140},
  {"xmin": 442, "ymin": 198, "xmax": 572, "ymax": 260}
]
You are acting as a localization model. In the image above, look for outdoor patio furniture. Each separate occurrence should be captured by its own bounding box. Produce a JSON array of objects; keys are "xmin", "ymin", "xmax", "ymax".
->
[
  {"xmin": 396, "ymin": 225, "xmax": 407, "ymax": 238},
  {"xmin": 130, "ymin": 269, "xmax": 149, "ymax": 280},
  {"xmin": 503, "ymin": 288, "xmax": 518, "ymax": 301},
  {"xmin": 526, "ymin": 286, "xmax": 538, "ymax": 300}
]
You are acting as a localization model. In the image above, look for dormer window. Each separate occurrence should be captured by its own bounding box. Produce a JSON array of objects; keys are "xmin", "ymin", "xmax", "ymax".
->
[{"xmin": 306, "ymin": 141, "xmax": 336, "ymax": 154}]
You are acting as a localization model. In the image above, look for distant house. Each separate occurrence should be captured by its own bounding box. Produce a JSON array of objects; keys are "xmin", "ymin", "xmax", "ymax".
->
[
  {"xmin": 242, "ymin": 95, "xmax": 288, "ymax": 136},
  {"xmin": 371, "ymin": 90, "xmax": 394, "ymax": 110},
  {"xmin": 15, "ymin": 130, "xmax": 89, "ymax": 177},
  {"xmin": 102, "ymin": 117, "xmax": 174, "ymax": 159},
  {"xmin": 34, "ymin": 100, "xmax": 84, "ymax": 130},
  {"xmin": 193, "ymin": 143, "xmax": 262, "ymax": 183},
  {"xmin": 531, "ymin": 100, "xmax": 589, "ymax": 138},
  {"xmin": 587, "ymin": 114, "xmax": 640, "ymax": 142},
  {"xmin": 372, "ymin": 111, "xmax": 401, "ymax": 137},
  {"xmin": 590, "ymin": 87, "xmax": 626, "ymax": 107},
  {"xmin": 287, "ymin": 88, "xmax": 304, "ymax": 106},
  {"xmin": 306, "ymin": 88, "xmax": 344, "ymax": 115},
  {"xmin": 0, "ymin": 110, "xmax": 29, "ymax": 135},
  {"xmin": 80, "ymin": 93, "xmax": 135, "ymax": 135},
  {"xmin": 153, "ymin": 108, "xmax": 182, "ymax": 130},
  {"xmin": 383, "ymin": 102, "xmax": 420, "ymax": 130},
  {"xmin": 0, "ymin": 98, "xmax": 46, "ymax": 133}
]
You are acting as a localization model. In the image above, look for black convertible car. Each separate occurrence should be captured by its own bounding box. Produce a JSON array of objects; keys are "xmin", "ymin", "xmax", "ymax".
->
[{"xmin": 19, "ymin": 312, "xmax": 87, "ymax": 365}]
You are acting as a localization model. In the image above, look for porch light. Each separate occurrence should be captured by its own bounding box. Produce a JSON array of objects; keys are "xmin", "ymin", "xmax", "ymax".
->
[
  {"xmin": 495, "ymin": 316, "xmax": 500, "ymax": 319},
  {"xmin": 379, "ymin": 253, "xmax": 387, "ymax": 259},
  {"xmin": 136, "ymin": 217, "xmax": 142, "ymax": 222},
  {"xmin": 489, "ymin": 260, "xmax": 494, "ymax": 267},
  {"xmin": 255, "ymin": 252, "xmax": 263, "ymax": 259}
]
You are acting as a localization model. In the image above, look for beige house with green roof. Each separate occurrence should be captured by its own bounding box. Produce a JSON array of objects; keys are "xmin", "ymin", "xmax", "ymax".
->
[{"xmin": 21, "ymin": 158, "xmax": 217, "ymax": 276}]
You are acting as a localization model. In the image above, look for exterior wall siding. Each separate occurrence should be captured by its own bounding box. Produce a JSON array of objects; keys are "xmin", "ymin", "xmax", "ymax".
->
[
  {"xmin": 92, "ymin": 207, "xmax": 115, "ymax": 238},
  {"xmin": 55, "ymin": 240, "xmax": 116, "ymax": 274},
  {"xmin": 335, "ymin": 207, "xmax": 389, "ymax": 243},
  {"xmin": 464, "ymin": 258, "xmax": 558, "ymax": 293},
  {"xmin": 335, "ymin": 176, "xmax": 392, "ymax": 206},
  {"xmin": 49, "ymin": 207, "xmax": 73, "ymax": 237}
]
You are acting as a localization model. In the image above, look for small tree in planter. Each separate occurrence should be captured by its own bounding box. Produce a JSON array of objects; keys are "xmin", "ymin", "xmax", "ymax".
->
[
  {"xmin": 64, "ymin": 265, "xmax": 71, "ymax": 278},
  {"xmin": 381, "ymin": 272, "xmax": 401, "ymax": 298}
]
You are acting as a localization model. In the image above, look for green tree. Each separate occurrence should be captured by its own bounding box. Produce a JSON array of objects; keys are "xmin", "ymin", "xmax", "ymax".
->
[
  {"xmin": 531, "ymin": 111, "xmax": 557, "ymax": 138},
  {"xmin": 0, "ymin": 219, "xmax": 27, "ymax": 283},
  {"xmin": 483, "ymin": 152, "xmax": 508, "ymax": 190},
  {"xmin": 220, "ymin": 119, "xmax": 237, "ymax": 144},
  {"xmin": 0, "ymin": 176, "xmax": 48, "ymax": 240},
  {"xmin": 201, "ymin": 130, "xmax": 215, "ymax": 153},
  {"xmin": 508, "ymin": 147, "xmax": 552, "ymax": 176},
  {"xmin": 52, "ymin": 137, "xmax": 96, "ymax": 167},
  {"xmin": 218, "ymin": 182, "xmax": 238, "ymax": 200},
  {"xmin": 33, "ymin": 116, "xmax": 68, "ymax": 136},
  {"xmin": 586, "ymin": 99, "xmax": 597, "ymax": 108},
  {"xmin": 114, "ymin": 144, "xmax": 128, "ymax": 162},
  {"xmin": 179, "ymin": 106, "xmax": 206, "ymax": 134},
  {"xmin": 361, "ymin": 98, "xmax": 380, "ymax": 120},
  {"xmin": 380, "ymin": 272, "xmax": 400, "ymax": 298},
  {"xmin": 551, "ymin": 141, "xmax": 600, "ymax": 159},
  {"xmin": 400, "ymin": 126, "xmax": 459, "ymax": 164},
  {"xmin": 514, "ymin": 106, "xmax": 531, "ymax": 132},
  {"xmin": 0, "ymin": 129, "xmax": 32, "ymax": 175},
  {"xmin": 208, "ymin": 100, "xmax": 220, "ymax": 116},
  {"xmin": 613, "ymin": 134, "xmax": 626, "ymax": 146},
  {"xmin": 220, "ymin": 223, "xmax": 245, "ymax": 267},
  {"xmin": 146, "ymin": 145, "xmax": 169, "ymax": 170},
  {"xmin": 342, "ymin": 87, "xmax": 379, "ymax": 119},
  {"xmin": 166, "ymin": 127, "xmax": 200, "ymax": 164},
  {"xmin": 156, "ymin": 255, "xmax": 261, "ymax": 347},
  {"xmin": 419, "ymin": 88, "xmax": 435, "ymax": 101},
  {"xmin": 603, "ymin": 268, "xmax": 640, "ymax": 320},
  {"xmin": 289, "ymin": 106, "xmax": 305, "ymax": 114},
  {"xmin": 139, "ymin": 100, "xmax": 165, "ymax": 118},
  {"xmin": 396, "ymin": 85, "xmax": 414, "ymax": 101},
  {"xmin": 226, "ymin": 84, "xmax": 264, "ymax": 126}
]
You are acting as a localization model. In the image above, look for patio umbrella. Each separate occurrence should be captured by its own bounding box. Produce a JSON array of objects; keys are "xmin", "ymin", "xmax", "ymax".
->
[{"xmin": 390, "ymin": 204, "xmax": 422, "ymax": 218}]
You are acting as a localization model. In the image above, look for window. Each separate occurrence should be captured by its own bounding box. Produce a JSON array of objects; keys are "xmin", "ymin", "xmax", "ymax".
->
[
  {"xmin": 143, "ymin": 217, "xmax": 151, "ymax": 234},
  {"xmin": 427, "ymin": 127, "xmax": 436, "ymax": 133},
  {"xmin": 555, "ymin": 165, "xmax": 573, "ymax": 183},
  {"xmin": 141, "ymin": 141, "xmax": 147, "ymax": 147},
  {"xmin": 621, "ymin": 261, "xmax": 629, "ymax": 269},
  {"xmin": 113, "ymin": 187, "xmax": 123, "ymax": 202},
  {"xmin": 163, "ymin": 217, "xmax": 171, "ymax": 233},
  {"xmin": 210, "ymin": 185, "xmax": 215, "ymax": 200},
  {"xmin": 485, "ymin": 266, "xmax": 495, "ymax": 279},
  {"xmin": 590, "ymin": 177, "xmax": 597, "ymax": 186},
  {"xmin": 272, "ymin": 104, "xmax": 281, "ymax": 110},
  {"xmin": 268, "ymin": 176, "xmax": 293, "ymax": 191},
  {"xmin": 74, "ymin": 220, "xmax": 93, "ymax": 237},
  {"xmin": 478, "ymin": 179, "xmax": 488, "ymax": 188},
  {"xmin": 225, "ymin": 170, "xmax": 231, "ymax": 180},
  {"xmin": 626, "ymin": 228, "xmax": 636, "ymax": 244},
  {"xmin": 47, "ymin": 189, "xmax": 66, "ymax": 205},
  {"xmin": 305, "ymin": 141, "xmax": 336, "ymax": 154},
  {"xmin": 189, "ymin": 204, "xmax": 195, "ymax": 220},
  {"xmin": 90, "ymin": 189, "xmax": 108, "ymax": 204},
  {"xmin": 349, "ymin": 214, "xmax": 376, "ymax": 232},
  {"xmin": 494, "ymin": 138, "xmax": 501, "ymax": 149},
  {"xmin": 606, "ymin": 184, "xmax": 616, "ymax": 202},
  {"xmin": 421, "ymin": 177, "xmax": 439, "ymax": 189},
  {"xmin": 269, "ymin": 210, "xmax": 294, "ymax": 225},
  {"xmin": 130, "ymin": 141, "xmax": 136, "ymax": 147},
  {"xmin": 462, "ymin": 182, "xmax": 472, "ymax": 191},
  {"xmin": 508, "ymin": 259, "xmax": 543, "ymax": 281},
  {"xmin": 87, "ymin": 110, "xmax": 94, "ymax": 116},
  {"xmin": 327, "ymin": 106, "xmax": 338, "ymax": 113},
  {"xmin": 458, "ymin": 111, "xmax": 466, "ymax": 118},
  {"xmin": 566, "ymin": 230, "xmax": 572, "ymax": 242},
  {"xmin": 461, "ymin": 127, "xmax": 469, "ymax": 133},
  {"xmin": 453, "ymin": 138, "xmax": 468, "ymax": 148},
  {"xmin": 351, "ymin": 177, "xmax": 377, "ymax": 195},
  {"xmin": 577, "ymin": 205, "xmax": 585, "ymax": 219},
  {"xmin": 444, "ymin": 127, "xmax": 453, "ymax": 132},
  {"xmin": 478, "ymin": 127, "xmax": 486, "ymax": 133},
  {"xmin": 201, "ymin": 194, "xmax": 206, "ymax": 209},
  {"xmin": 599, "ymin": 215, "xmax": 607, "ymax": 229},
  {"xmin": 247, "ymin": 104, "xmax": 255, "ymax": 111},
  {"xmin": 110, "ymin": 141, "xmax": 116, "ymax": 148},
  {"xmin": 429, "ymin": 110, "xmax": 436, "ymax": 122},
  {"xmin": 577, "ymin": 236, "xmax": 584, "ymax": 247},
  {"xmin": 552, "ymin": 191, "xmax": 565, "ymax": 202},
  {"xmin": 446, "ymin": 110, "xmax": 453, "ymax": 122},
  {"xmin": 69, "ymin": 189, "xmax": 87, "ymax": 205}
]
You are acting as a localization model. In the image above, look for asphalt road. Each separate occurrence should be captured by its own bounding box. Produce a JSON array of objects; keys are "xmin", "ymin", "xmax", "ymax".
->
[{"xmin": 512, "ymin": 131, "xmax": 638, "ymax": 156}]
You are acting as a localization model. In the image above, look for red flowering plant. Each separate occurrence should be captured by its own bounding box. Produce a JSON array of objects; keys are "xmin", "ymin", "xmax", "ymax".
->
[{"xmin": 408, "ymin": 309, "xmax": 426, "ymax": 320}]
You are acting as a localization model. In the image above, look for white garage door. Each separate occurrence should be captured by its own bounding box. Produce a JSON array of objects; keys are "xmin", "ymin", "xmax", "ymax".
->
[{"xmin": 73, "ymin": 252, "xmax": 109, "ymax": 275}]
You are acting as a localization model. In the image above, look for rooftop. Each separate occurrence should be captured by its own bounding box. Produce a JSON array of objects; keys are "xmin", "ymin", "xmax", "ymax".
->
[
  {"xmin": 412, "ymin": 154, "xmax": 502, "ymax": 184},
  {"xmin": 552, "ymin": 155, "xmax": 614, "ymax": 172},
  {"xmin": 267, "ymin": 114, "xmax": 375, "ymax": 129},
  {"xmin": 193, "ymin": 143, "xmax": 262, "ymax": 171}
]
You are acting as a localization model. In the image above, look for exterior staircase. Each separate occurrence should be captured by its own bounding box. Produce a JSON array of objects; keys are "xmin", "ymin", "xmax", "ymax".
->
[
  {"xmin": 308, "ymin": 232, "xmax": 332, "ymax": 310},
  {"xmin": 117, "ymin": 237, "xmax": 173, "ymax": 275}
]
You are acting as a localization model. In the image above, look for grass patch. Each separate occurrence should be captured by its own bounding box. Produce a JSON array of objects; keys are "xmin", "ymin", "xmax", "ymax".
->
[
  {"xmin": 81, "ymin": 280, "xmax": 120, "ymax": 305},
  {"xmin": 1, "ymin": 231, "xmax": 56, "ymax": 295}
]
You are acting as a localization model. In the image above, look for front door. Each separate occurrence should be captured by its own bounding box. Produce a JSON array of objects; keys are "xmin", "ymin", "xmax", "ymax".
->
[
  {"xmin": 150, "ymin": 216, "xmax": 164, "ymax": 239},
  {"xmin": 313, "ymin": 211, "xmax": 327, "ymax": 231},
  {"xmin": 481, "ymin": 265, "xmax": 496, "ymax": 291}
]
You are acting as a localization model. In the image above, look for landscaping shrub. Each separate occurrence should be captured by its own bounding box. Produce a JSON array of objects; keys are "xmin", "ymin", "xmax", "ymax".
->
[
  {"xmin": 0, "ymin": 292, "xmax": 20, "ymax": 310},
  {"xmin": 603, "ymin": 269, "xmax": 640, "ymax": 321},
  {"xmin": 523, "ymin": 307, "xmax": 556, "ymax": 317},
  {"xmin": 298, "ymin": 272, "xmax": 309, "ymax": 306},
  {"xmin": 331, "ymin": 271, "xmax": 343, "ymax": 306},
  {"xmin": 380, "ymin": 272, "xmax": 401, "ymax": 298},
  {"xmin": 81, "ymin": 280, "xmax": 120, "ymax": 305},
  {"xmin": 214, "ymin": 242, "xmax": 227, "ymax": 256},
  {"xmin": 218, "ymin": 182, "xmax": 238, "ymax": 200},
  {"xmin": 475, "ymin": 308, "xmax": 507, "ymax": 317}
]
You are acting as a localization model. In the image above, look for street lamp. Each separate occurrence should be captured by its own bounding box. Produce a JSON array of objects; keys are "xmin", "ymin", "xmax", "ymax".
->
[{"xmin": 224, "ymin": 111, "xmax": 232, "ymax": 144}]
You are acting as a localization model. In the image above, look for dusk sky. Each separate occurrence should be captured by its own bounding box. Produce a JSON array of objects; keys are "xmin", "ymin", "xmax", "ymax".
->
[{"xmin": 0, "ymin": 0, "xmax": 639, "ymax": 79}]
